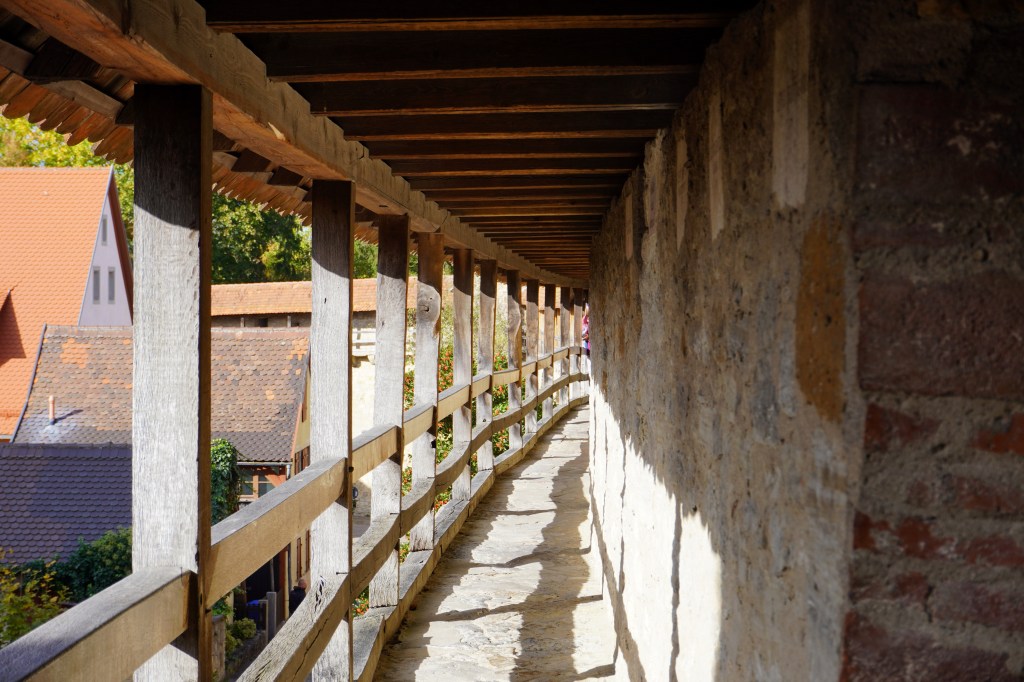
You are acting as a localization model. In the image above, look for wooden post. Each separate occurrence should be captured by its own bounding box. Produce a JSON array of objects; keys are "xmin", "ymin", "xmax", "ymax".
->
[
  {"xmin": 132, "ymin": 84, "xmax": 212, "ymax": 682},
  {"xmin": 452, "ymin": 248, "xmax": 474, "ymax": 502},
  {"xmin": 542, "ymin": 284, "xmax": 555, "ymax": 422},
  {"xmin": 573, "ymin": 288, "xmax": 584, "ymax": 401},
  {"xmin": 411, "ymin": 233, "xmax": 443, "ymax": 550},
  {"xmin": 559, "ymin": 287, "xmax": 572, "ymax": 407},
  {"xmin": 370, "ymin": 215, "xmax": 408, "ymax": 608},
  {"xmin": 506, "ymin": 271, "xmax": 523, "ymax": 452},
  {"xmin": 476, "ymin": 260, "xmax": 498, "ymax": 471},
  {"xmin": 524, "ymin": 279, "xmax": 540, "ymax": 437},
  {"xmin": 309, "ymin": 180, "xmax": 354, "ymax": 681}
]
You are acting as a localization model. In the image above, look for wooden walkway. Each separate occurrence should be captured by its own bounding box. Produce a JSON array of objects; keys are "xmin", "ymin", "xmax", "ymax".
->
[{"xmin": 374, "ymin": 407, "xmax": 618, "ymax": 681}]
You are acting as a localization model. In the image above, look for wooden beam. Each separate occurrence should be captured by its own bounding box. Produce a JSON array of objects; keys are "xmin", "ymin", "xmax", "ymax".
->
[
  {"xmin": 299, "ymin": 74, "xmax": 692, "ymax": 116},
  {"xmin": 0, "ymin": 0, "xmax": 582, "ymax": 288},
  {"xmin": 205, "ymin": 1, "xmax": 751, "ymax": 32},
  {"xmin": 505, "ymin": 271, "xmax": 523, "ymax": 452},
  {"xmin": 132, "ymin": 84, "xmax": 212, "ymax": 682},
  {"xmin": 364, "ymin": 138, "xmax": 643, "ymax": 159},
  {"xmin": 309, "ymin": 179, "xmax": 355, "ymax": 680},
  {"xmin": 476, "ymin": 260, "xmax": 497, "ymax": 471},
  {"xmin": 370, "ymin": 215, "xmax": 409, "ymax": 608},
  {"xmin": 408, "ymin": 174, "xmax": 627, "ymax": 191},
  {"xmin": 451, "ymin": 206, "xmax": 607, "ymax": 217},
  {"xmin": 559, "ymin": 287, "xmax": 572, "ymax": 405},
  {"xmin": 339, "ymin": 110, "xmax": 670, "ymax": 141},
  {"xmin": 251, "ymin": 29, "xmax": 709, "ymax": 82},
  {"xmin": 23, "ymin": 38, "xmax": 102, "ymax": 83},
  {"xmin": 423, "ymin": 188, "xmax": 614, "ymax": 201},
  {"xmin": 410, "ymin": 232, "xmax": 443, "ymax": 551},
  {"xmin": 524, "ymin": 279, "xmax": 540, "ymax": 437},
  {"xmin": 543, "ymin": 284, "xmax": 556, "ymax": 420},
  {"xmin": 452, "ymin": 249, "xmax": 474, "ymax": 502},
  {"xmin": 389, "ymin": 157, "xmax": 636, "ymax": 176}
]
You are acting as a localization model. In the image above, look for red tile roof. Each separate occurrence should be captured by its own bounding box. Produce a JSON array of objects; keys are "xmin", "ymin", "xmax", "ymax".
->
[
  {"xmin": 211, "ymin": 278, "xmax": 420, "ymax": 317},
  {"xmin": 15, "ymin": 326, "xmax": 309, "ymax": 463},
  {"xmin": 0, "ymin": 167, "xmax": 115, "ymax": 438}
]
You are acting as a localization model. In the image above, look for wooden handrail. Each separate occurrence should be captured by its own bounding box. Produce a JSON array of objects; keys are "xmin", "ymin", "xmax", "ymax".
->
[
  {"xmin": 436, "ymin": 383, "xmax": 470, "ymax": 421},
  {"xmin": 0, "ymin": 567, "xmax": 189, "ymax": 682},
  {"xmin": 351, "ymin": 424, "xmax": 400, "ymax": 482},
  {"xmin": 402, "ymin": 402, "xmax": 434, "ymax": 448}
]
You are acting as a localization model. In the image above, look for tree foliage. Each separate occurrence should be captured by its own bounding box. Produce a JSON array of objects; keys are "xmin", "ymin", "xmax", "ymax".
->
[
  {"xmin": 0, "ymin": 550, "xmax": 69, "ymax": 647},
  {"xmin": 54, "ymin": 529, "xmax": 132, "ymax": 602},
  {"xmin": 211, "ymin": 439, "xmax": 242, "ymax": 524}
]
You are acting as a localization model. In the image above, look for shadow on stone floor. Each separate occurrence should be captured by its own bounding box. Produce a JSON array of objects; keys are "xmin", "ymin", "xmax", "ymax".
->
[{"xmin": 374, "ymin": 408, "xmax": 616, "ymax": 680}]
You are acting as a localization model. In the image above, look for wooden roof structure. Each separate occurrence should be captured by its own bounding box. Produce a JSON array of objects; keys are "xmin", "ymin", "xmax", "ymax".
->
[{"xmin": 0, "ymin": 1, "xmax": 752, "ymax": 283}]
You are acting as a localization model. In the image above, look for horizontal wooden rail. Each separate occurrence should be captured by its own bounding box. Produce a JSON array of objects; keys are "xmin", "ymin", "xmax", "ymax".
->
[
  {"xmin": 1, "ymin": 567, "xmax": 189, "ymax": 682},
  {"xmin": 537, "ymin": 355, "xmax": 553, "ymax": 370},
  {"xmin": 239, "ymin": 573, "xmax": 351, "ymax": 682},
  {"xmin": 209, "ymin": 457, "xmax": 347, "ymax": 605},
  {"xmin": 352, "ymin": 514, "xmax": 401, "ymax": 595},
  {"xmin": 436, "ymin": 383, "xmax": 470, "ymax": 422},
  {"xmin": 351, "ymin": 424, "xmax": 400, "ymax": 482},
  {"xmin": 522, "ymin": 360, "xmax": 537, "ymax": 378},
  {"xmin": 492, "ymin": 367, "xmax": 520, "ymax": 387},
  {"xmin": 402, "ymin": 402, "xmax": 434, "ymax": 448},
  {"xmin": 471, "ymin": 372, "xmax": 491, "ymax": 399}
]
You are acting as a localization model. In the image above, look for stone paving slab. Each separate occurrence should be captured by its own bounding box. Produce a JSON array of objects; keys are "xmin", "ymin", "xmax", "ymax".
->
[{"xmin": 374, "ymin": 407, "xmax": 620, "ymax": 681}]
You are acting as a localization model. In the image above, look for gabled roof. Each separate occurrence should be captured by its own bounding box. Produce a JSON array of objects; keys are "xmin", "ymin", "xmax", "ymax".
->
[
  {"xmin": 211, "ymin": 278, "xmax": 421, "ymax": 317},
  {"xmin": 0, "ymin": 443, "xmax": 131, "ymax": 563},
  {"xmin": 0, "ymin": 167, "xmax": 124, "ymax": 439},
  {"xmin": 15, "ymin": 326, "xmax": 309, "ymax": 463}
]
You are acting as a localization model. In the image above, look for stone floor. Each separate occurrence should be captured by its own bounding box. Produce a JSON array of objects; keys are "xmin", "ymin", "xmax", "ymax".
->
[{"xmin": 374, "ymin": 407, "xmax": 620, "ymax": 681}]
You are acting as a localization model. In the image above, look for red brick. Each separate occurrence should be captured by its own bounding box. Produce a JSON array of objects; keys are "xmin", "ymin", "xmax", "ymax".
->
[
  {"xmin": 841, "ymin": 612, "xmax": 1015, "ymax": 682},
  {"xmin": 932, "ymin": 581, "xmax": 1024, "ymax": 632},
  {"xmin": 895, "ymin": 517, "xmax": 954, "ymax": 559},
  {"xmin": 905, "ymin": 479, "xmax": 935, "ymax": 507},
  {"xmin": 958, "ymin": 535, "xmax": 1024, "ymax": 568},
  {"xmin": 855, "ymin": 86, "xmax": 1024, "ymax": 206},
  {"xmin": 973, "ymin": 414, "xmax": 1024, "ymax": 456},
  {"xmin": 864, "ymin": 404, "xmax": 940, "ymax": 452},
  {"xmin": 853, "ymin": 511, "xmax": 892, "ymax": 551},
  {"xmin": 950, "ymin": 475, "xmax": 1024, "ymax": 515},
  {"xmin": 859, "ymin": 274, "xmax": 1024, "ymax": 400},
  {"xmin": 851, "ymin": 570, "xmax": 930, "ymax": 606}
]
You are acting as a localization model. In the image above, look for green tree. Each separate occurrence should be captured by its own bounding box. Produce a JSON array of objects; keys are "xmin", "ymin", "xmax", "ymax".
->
[
  {"xmin": 211, "ymin": 194, "xmax": 311, "ymax": 283},
  {"xmin": 0, "ymin": 550, "xmax": 68, "ymax": 647},
  {"xmin": 53, "ymin": 529, "xmax": 132, "ymax": 602},
  {"xmin": 210, "ymin": 439, "xmax": 242, "ymax": 524}
]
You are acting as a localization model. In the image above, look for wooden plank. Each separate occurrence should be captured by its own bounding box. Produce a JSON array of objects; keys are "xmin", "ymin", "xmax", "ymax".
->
[
  {"xmin": 338, "ymin": 110, "xmax": 670, "ymax": 141},
  {"xmin": 408, "ymin": 173, "xmax": 627, "ymax": 191},
  {"xmin": 239, "ymin": 573, "xmax": 350, "ymax": 682},
  {"xmin": 542, "ymin": 284, "xmax": 556, "ymax": 421},
  {"xmin": 205, "ymin": 1, "xmax": 748, "ymax": 32},
  {"xmin": 492, "ymin": 367, "xmax": 520, "ymax": 387},
  {"xmin": 402, "ymin": 402, "xmax": 435, "ymax": 448},
  {"xmin": 411, "ymin": 232, "xmax": 443, "ymax": 551},
  {"xmin": 353, "ymin": 514, "xmax": 402, "ymax": 596},
  {"xmin": 537, "ymin": 355, "xmax": 553, "ymax": 370},
  {"xmin": 399, "ymin": 479, "xmax": 434, "ymax": 537},
  {"xmin": 298, "ymin": 74, "xmax": 691, "ymax": 116},
  {"xmin": 0, "ymin": 0, "xmax": 582, "ymax": 289},
  {"xmin": 505, "ymin": 270, "xmax": 523, "ymax": 453},
  {"xmin": 370, "ymin": 215, "xmax": 408, "ymax": 609},
  {"xmin": 475, "ymin": 265, "xmax": 496, "ymax": 471},
  {"xmin": 0, "ymin": 568, "xmax": 188, "ymax": 682},
  {"xmin": 366, "ymin": 138, "xmax": 642, "ymax": 159},
  {"xmin": 253, "ymin": 29, "xmax": 712, "ymax": 82},
  {"xmin": 132, "ymin": 84, "xmax": 211, "ymax": 682},
  {"xmin": 559, "ymin": 287, "xmax": 572, "ymax": 423},
  {"xmin": 436, "ymin": 383, "xmax": 471, "ymax": 422},
  {"xmin": 434, "ymin": 442, "xmax": 472, "ymax": 493},
  {"xmin": 423, "ymin": 187, "xmax": 615, "ymax": 201},
  {"xmin": 524, "ymin": 279, "xmax": 540, "ymax": 437},
  {"xmin": 471, "ymin": 372, "xmax": 491, "ymax": 399},
  {"xmin": 309, "ymin": 179, "xmax": 354, "ymax": 680},
  {"xmin": 390, "ymin": 158, "xmax": 635, "ymax": 176},
  {"xmin": 451, "ymin": 248, "xmax": 474, "ymax": 502},
  {"xmin": 351, "ymin": 425, "xmax": 400, "ymax": 483},
  {"xmin": 208, "ymin": 457, "xmax": 347, "ymax": 606}
]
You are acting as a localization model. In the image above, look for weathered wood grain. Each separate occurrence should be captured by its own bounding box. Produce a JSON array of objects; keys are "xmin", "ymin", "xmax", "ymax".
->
[
  {"xmin": 353, "ymin": 515, "xmax": 402, "ymax": 596},
  {"xmin": 132, "ymin": 84, "xmax": 212, "ymax": 682},
  {"xmin": 452, "ymin": 249, "xmax": 474, "ymax": 502},
  {"xmin": 411, "ymin": 232, "xmax": 443, "ymax": 550},
  {"xmin": 559, "ymin": 287, "xmax": 573, "ymax": 406},
  {"xmin": 238, "ymin": 574, "xmax": 351, "ymax": 682},
  {"xmin": 350, "ymin": 424, "xmax": 400, "ymax": 482},
  {"xmin": 476, "ymin": 259, "xmax": 498, "ymax": 471},
  {"xmin": 506, "ymin": 270, "xmax": 524, "ymax": 452},
  {"xmin": 0, "ymin": 568, "xmax": 188, "ymax": 682},
  {"xmin": 436, "ymin": 384, "xmax": 471, "ymax": 422},
  {"xmin": 309, "ymin": 179, "xmax": 354, "ymax": 680},
  {"xmin": 370, "ymin": 215, "xmax": 408, "ymax": 608},
  {"xmin": 402, "ymin": 402, "xmax": 435, "ymax": 448},
  {"xmin": 492, "ymin": 367, "xmax": 521, "ymax": 387}
]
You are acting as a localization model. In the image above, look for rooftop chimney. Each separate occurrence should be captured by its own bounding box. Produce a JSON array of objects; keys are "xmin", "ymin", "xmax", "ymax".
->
[{"xmin": 48, "ymin": 395, "xmax": 55, "ymax": 425}]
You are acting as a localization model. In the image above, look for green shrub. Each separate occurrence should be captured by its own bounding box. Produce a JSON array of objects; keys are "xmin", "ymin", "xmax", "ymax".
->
[
  {"xmin": 229, "ymin": 617, "xmax": 257, "ymax": 642},
  {"xmin": 210, "ymin": 439, "xmax": 242, "ymax": 524},
  {"xmin": 55, "ymin": 528, "xmax": 131, "ymax": 602},
  {"xmin": 0, "ymin": 550, "xmax": 68, "ymax": 646}
]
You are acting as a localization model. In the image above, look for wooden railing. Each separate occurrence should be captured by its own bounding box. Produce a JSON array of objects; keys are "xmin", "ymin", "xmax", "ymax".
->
[{"xmin": 0, "ymin": 347, "xmax": 590, "ymax": 682}]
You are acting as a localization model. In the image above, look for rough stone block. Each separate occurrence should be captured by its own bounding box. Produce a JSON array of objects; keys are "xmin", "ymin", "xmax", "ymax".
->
[
  {"xmin": 863, "ymin": 404, "xmax": 940, "ymax": 452},
  {"xmin": 931, "ymin": 581, "xmax": 1024, "ymax": 632},
  {"xmin": 859, "ymin": 273, "xmax": 1024, "ymax": 400},
  {"xmin": 973, "ymin": 414, "xmax": 1024, "ymax": 456}
]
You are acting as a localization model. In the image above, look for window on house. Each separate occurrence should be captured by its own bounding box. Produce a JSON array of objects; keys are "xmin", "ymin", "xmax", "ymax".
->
[
  {"xmin": 101, "ymin": 216, "xmax": 108, "ymax": 245},
  {"xmin": 258, "ymin": 317, "xmax": 269, "ymax": 328},
  {"xmin": 240, "ymin": 475, "xmax": 255, "ymax": 497},
  {"xmin": 108, "ymin": 268, "xmax": 115, "ymax": 303},
  {"xmin": 257, "ymin": 475, "xmax": 276, "ymax": 497},
  {"xmin": 92, "ymin": 267, "xmax": 100, "ymax": 303}
]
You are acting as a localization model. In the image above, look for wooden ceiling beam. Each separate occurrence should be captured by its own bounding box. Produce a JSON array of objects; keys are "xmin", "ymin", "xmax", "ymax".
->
[
  {"xmin": 390, "ymin": 157, "xmax": 635, "ymax": 177},
  {"xmin": 451, "ymin": 208, "xmax": 606, "ymax": 218},
  {"xmin": 422, "ymin": 188, "xmax": 614, "ymax": 201},
  {"xmin": 338, "ymin": 110, "xmax": 670, "ymax": 140},
  {"xmin": 364, "ymin": 137, "xmax": 644, "ymax": 160},
  {"xmin": 203, "ymin": 0, "xmax": 751, "ymax": 32},
  {"xmin": 245, "ymin": 30, "xmax": 710, "ymax": 82},
  {"xmin": 409, "ymin": 174, "xmax": 627, "ymax": 191},
  {"xmin": 298, "ymin": 74, "xmax": 692, "ymax": 116}
]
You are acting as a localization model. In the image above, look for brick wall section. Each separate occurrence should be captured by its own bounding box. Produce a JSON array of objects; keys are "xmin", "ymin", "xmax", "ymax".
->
[{"xmin": 846, "ymin": 2, "xmax": 1024, "ymax": 679}]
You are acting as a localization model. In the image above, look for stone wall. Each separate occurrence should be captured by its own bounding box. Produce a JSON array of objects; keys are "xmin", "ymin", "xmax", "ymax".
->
[{"xmin": 587, "ymin": 0, "xmax": 1023, "ymax": 679}]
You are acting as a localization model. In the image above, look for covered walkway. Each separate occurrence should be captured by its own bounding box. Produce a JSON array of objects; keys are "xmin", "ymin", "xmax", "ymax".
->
[{"xmin": 375, "ymin": 407, "xmax": 617, "ymax": 681}]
